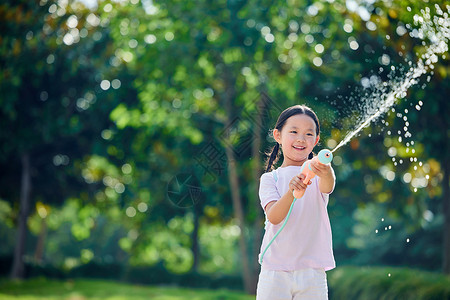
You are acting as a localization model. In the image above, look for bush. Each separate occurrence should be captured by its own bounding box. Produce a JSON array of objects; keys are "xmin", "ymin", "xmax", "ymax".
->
[
  {"xmin": 26, "ymin": 262, "xmax": 65, "ymax": 279},
  {"xmin": 0, "ymin": 258, "xmax": 244, "ymax": 291},
  {"xmin": 122, "ymin": 263, "xmax": 175, "ymax": 285},
  {"xmin": 328, "ymin": 266, "xmax": 450, "ymax": 300},
  {"xmin": 69, "ymin": 262, "xmax": 123, "ymax": 280},
  {"xmin": 124, "ymin": 264, "xmax": 243, "ymax": 290},
  {"xmin": 0, "ymin": 256, "xmax": 12, "ymax": 277}
]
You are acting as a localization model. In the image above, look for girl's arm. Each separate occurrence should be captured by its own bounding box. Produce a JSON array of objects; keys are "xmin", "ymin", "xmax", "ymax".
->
[
  {"xmin": 265, "ymin": 174, "xmax": 309, "ymax": 225},
  {"xmin": 311, "ymin": 160, "xmax": 336, "ymax": 194}
]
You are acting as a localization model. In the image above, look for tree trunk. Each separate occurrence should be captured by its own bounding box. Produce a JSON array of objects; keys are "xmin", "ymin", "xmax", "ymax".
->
[
  {"xmin": 225, "ymin": 145, "xmax": 252, "ymax": 293},
  {"xmin": 443, "ymin": 157, "xmax": 450, "ymax": 274},
  {"xmin": 34, "ymin": 218, "xmax": 48, "ymax": 264},
  {"xmin": 250, "ymin": 92, "xmax": 268, "ymax": 290},
  {"xmin": 221, "ymin": 71, "xmax": 253, "ymax": 293},
  {"xmin": 191, "ymin": 204, "xmax": 200, "ymax": 272},
  {"xmin": 11, "ymin": 153, "xmax": 32, "ymax": 279}
]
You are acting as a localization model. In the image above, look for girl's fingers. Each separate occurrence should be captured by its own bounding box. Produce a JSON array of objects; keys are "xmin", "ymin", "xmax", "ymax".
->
[
  {"xmin": 291, "ymin": 181, "xmax": 304, "ymax": 191},
  {"xmin": 291, "ymin": 175, "xmax": 312, "ymax": 192},
  {"xmin": 298, "ymin": 181, "xmax": 308, "ymax": 189},
  {"xmin": 292, "ymin": 183, "xmax": 303, "ymax": 191}
]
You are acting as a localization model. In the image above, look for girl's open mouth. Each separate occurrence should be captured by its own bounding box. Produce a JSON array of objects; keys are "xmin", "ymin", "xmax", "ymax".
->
[{"xmin": 293, "ymin": 146, "xmax": 306, "ymax": 150}]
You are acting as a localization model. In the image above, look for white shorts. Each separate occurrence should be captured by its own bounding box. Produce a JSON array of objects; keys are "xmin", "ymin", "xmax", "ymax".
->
[{"xmin": 256, "ymin": 267, "xmax": 328, "ymax": 300}]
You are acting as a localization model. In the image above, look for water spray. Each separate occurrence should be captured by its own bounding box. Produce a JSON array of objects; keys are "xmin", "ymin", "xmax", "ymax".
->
[{"xmin": 259, "ymin": 5, "xmax": 449, "ymax": 264}]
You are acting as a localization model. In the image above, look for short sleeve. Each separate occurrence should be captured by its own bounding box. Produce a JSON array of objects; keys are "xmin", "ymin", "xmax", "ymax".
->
[
  {"xmin": 259, "ymin": 172, "xmax": 281, "ymax": 210},
  {"xmin": 320, "ymin": 191, "xmax": 330, "ymax": 206}
]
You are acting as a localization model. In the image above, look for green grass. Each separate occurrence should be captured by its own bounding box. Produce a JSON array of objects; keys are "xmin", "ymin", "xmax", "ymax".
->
[{"xmin": 0, "ymin": 278, "xmax": 255, "ymax": 300}]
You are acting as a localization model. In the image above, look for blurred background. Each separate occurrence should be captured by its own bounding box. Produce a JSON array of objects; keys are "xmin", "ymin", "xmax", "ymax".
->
[{"xmin": 0, "ymin": 0, "xmax": 449, "ymax": 298}]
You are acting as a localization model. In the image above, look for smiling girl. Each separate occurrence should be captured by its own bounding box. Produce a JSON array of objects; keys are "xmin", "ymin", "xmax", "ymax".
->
[{"xmin": 256, "ymin": 105, "xmax": 336, "ymax": 300}]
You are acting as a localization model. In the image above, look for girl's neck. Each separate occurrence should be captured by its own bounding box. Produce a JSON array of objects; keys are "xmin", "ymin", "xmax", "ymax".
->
[{"xmin": 280, "ymin": 158, "xmax": 308, "ymax": 168}]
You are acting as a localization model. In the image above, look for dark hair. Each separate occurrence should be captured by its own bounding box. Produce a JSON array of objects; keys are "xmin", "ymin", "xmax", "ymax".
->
[{"xmin": 264, "ymin": 105, "xmax": 320, "ymax": 172}]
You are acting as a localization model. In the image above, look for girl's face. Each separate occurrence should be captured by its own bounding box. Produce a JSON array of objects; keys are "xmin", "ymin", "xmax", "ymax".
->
[{"xmin": 273, "ymin": 114, "xmax": 319, "ymax": 167}]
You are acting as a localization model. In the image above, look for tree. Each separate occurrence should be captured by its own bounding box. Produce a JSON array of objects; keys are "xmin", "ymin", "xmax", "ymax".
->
[{"xmin": 0, "ymin": 0, "xmax": 120, "ymax": 278}]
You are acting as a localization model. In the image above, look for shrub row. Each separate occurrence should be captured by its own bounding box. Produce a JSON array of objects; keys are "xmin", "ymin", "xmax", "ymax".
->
[
  {"xmin": 0, "ymin": 256, "xmax": 243, "ymax": 291},
  {"xmin": 2, "ymin": 256, "xmax": 449, "ymax": 298},
  {"xmin": 328, "ymin": 266, "xmax": 450, "ymax": 300}
]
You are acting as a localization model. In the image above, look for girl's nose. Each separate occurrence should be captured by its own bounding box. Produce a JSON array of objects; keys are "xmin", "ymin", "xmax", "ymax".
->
[{"xmin": 297, "ymin": 135, "xmax": 306, "ymax": 142}]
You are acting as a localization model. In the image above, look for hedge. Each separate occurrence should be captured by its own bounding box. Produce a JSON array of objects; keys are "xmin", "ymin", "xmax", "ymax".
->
[
  {"xmin": 2, "ymin": 256, "xmax": 449, "ymax": 298},
  {"xmin": 328, "ymin": 266, "xmax": 450, "ymax": 300}
]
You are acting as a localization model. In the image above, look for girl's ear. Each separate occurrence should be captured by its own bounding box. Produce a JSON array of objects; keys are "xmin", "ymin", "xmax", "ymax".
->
[
  {"xmin": 273, "ymin": 129, "xmax": 281, "ymax": 144},
  {"xmin": 314, "ymin": 135, "xmax": 320, "ymax": 146}
]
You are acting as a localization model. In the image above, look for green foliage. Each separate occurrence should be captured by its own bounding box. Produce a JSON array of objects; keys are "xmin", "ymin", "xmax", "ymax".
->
[
  {"xmin": 0, "ymin": 278, "xmax": 252, "ymax": 300},
  {"xmin": 199, "ymin": 221, "xmax": 241, "ymax": 274},
  {"xmin": 0, "ymin": 200, "xmax": 15, "ymax": 256},
  {"xmin": 328, "ymin": 266, "xmax": 450, "ymax": 300}
]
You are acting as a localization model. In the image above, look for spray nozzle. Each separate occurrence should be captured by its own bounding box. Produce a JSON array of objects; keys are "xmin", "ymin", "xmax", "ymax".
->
[{"xmin": 317, "ymin": 149, "xmax": 333, "ymax": 164}]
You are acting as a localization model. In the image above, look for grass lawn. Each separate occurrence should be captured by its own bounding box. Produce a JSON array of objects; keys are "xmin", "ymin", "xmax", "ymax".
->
[{"xmin": 0, "ymin": 278, "xmax": 255, "ymax": 300}]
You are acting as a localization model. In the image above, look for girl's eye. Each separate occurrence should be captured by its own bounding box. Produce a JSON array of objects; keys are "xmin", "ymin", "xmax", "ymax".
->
[{"xmin": 290, "ymin": 131, "xmax": 297, "ymax": 133}]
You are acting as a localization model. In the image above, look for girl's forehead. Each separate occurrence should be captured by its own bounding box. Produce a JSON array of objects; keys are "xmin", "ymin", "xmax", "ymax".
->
[{"xmin": 284, "ymin": 114, "xmax": 317, "ymax": 129}]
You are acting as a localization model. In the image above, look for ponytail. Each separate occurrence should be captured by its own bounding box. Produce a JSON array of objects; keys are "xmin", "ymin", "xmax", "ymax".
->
[{"xmin": 264, "ymin": 143, "xmax": 280, "ymax": 173}]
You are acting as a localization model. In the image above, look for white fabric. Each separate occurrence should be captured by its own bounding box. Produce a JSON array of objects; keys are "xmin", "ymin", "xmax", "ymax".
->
[{"xmin": 256, "ymin": 267, "xmax": 328, "ymax": 300}]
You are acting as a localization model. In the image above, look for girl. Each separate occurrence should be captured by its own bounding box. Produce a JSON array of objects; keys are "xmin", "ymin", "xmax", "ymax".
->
[{"xmin": 256, "ymin": 105, "xmax": 336, "ymax": 300}]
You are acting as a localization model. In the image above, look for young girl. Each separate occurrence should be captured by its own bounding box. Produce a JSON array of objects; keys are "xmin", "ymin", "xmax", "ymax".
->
[{"xmin": 256, "ymin": 105, "xmax": 336, "ymax": 300}]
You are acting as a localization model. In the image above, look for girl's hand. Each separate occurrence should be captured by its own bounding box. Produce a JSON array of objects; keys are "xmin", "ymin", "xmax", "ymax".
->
[
  {"xmin": 289, "ymin": 173, "xmax": 311, "ymax": 193},
  {"xmin": 310, "ymin": 160, "xmax": 333, "ymax": 179},
  {"xmin": 311, "ymin": 160, "xmax": 336, "ymax": 194}
]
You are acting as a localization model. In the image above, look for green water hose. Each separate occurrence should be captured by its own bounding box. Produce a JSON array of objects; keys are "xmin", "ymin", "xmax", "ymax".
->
[{"xmin": 259, "ymin": 195, "xmax": 297, "ymax": 264}]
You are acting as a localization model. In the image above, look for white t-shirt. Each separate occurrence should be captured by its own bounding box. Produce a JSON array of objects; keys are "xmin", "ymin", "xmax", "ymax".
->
[{"xmin": 258, "ymin": 165, "xmax": 336, "ymax": 271}]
